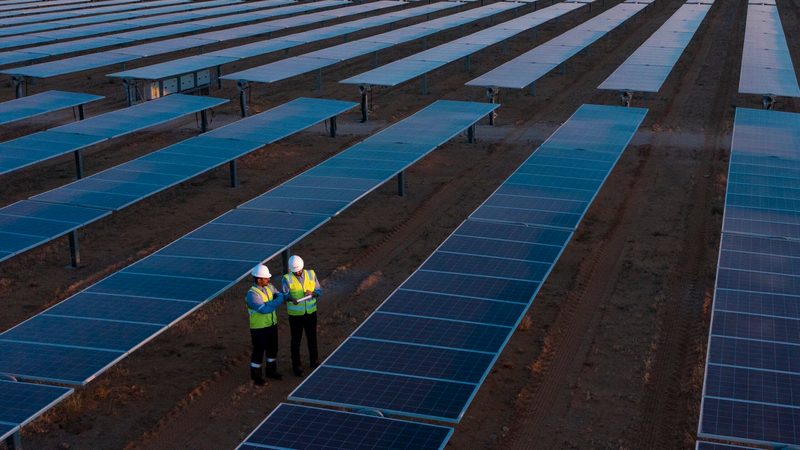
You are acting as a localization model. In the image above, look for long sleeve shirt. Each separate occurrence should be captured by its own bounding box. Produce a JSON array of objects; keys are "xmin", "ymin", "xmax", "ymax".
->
[{"xmin": 246, "ymin": 284, "xmax": 285, "ymax": 314}]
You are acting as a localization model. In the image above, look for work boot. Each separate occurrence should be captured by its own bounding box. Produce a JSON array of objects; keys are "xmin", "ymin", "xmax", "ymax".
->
[
  {"xmin": 292, "ymin": 365, "xmax": 304, "ymax": 377},
  {"xmin": 265, "ymin": 361, "xmax": 283, "ymax": 380},
  {"xmin": 310, "ymin": 360, "xmax": 320, "ymax": 370},
  {"xmin": 250, "ymin": 366, "xmax": 266, "ymax": 386}
]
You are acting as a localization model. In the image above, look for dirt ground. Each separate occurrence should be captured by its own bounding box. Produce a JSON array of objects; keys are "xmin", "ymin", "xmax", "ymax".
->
[{"xmin": 2, "ymin": 0, "xmax": 798, "ymax": 448}]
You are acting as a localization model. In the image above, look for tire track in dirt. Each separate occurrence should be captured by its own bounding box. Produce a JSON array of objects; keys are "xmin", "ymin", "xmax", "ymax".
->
[
  {"xmin": 632, "ymin": 0, "xmax": 740, "ymax": 447},
  {"xmin": 494, "ymin": 0, "xmax": 736, "ymax": 448}
]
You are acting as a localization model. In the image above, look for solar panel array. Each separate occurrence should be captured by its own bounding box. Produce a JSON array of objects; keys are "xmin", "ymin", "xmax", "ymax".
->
[
  {"xmin": 0, "ymin": 93, "xmax": 226, "ymax": 176},
  {"xmin": 739, "ymin": 2, "xmax": 800, "ymax": 97},
  {"xmin": 108, "ymin": 1, "xmax": 459, "ymax": 82},
  {"xmin": 0, "ymin": 0, "xmax": 265, "ymax": 44},
  {"xmin": 0, "ymin": 0, "xmax": 136, "ymax": 16},
  {"xmin": 0, "ymin": 98, "xmax": 353, "ymax": 263},
  {"xmin": 0, "ymin": 0, "xmax": 90, "ymax": 12},
  {"xmin": 599, "ymin": 1, "xmax": 712, "ymax": 93},
  {"xmin": 467, "ymin": 2, "xmax": 648, "ymax": 89},
  {"xmin": 0, "ymin": 89, "xmax": 101, "ymax": 125},
  {"xmin": 240, "ymin": 404, "xmax": 453, "ymax": 450},
  {"xmin": 0, "ymin": 0, "xmax": 193, "ymax": 26},
  {"xmin": 287, "ymin": 104, "xmax": 646, "ymax": 423},
  {"xmin": 340, "ymin": 1, "xmax": 587, "ymax": 88},
  {"xmin": 0, "ymin": 379, "xmax": 73, "ymax": 441},
  {"xmin": 696, "ymin": 442, "xmax": 761, "ymax": 450},
  {"xmin": 0, "ymin": 99, "xmax": 489, "ymax": 387},
  {"xmin": 223, "ymin": 2, "xmax": 520, "ymax": 85},
  {"xmin": 699, "ymin": 108, "xmax": 800, "ymax": 448},
  {"xmin": 0, "ymin": 0, "xmax": 349, "ymax": 71}
]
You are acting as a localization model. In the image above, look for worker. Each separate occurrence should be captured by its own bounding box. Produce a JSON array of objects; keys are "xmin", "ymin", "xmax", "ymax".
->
[
  {"xmin": 282, "ymin": 255, "xmax": 322, "ymax": 377},
  {"xmin": 246, "ymin": 264, "xmax": 285, "ymax": 386}
]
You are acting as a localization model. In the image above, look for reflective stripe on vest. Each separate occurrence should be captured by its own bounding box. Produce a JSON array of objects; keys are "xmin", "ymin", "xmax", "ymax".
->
[
  {"xmin": 248, "ymin": 286, "xmax": 277, "ymax": 329},
  {"xmin": 284, "ymin": 270, "xmax": 317, "ymax": 316}
]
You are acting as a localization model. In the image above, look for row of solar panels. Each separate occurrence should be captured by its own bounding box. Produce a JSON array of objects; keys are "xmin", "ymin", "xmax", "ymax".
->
[
  {"xmin": 739, "ymin": 1, "xmax": 800, "ymax": 97},
  {"xmin": 467, "ymin": 1, "xmax": 647, "ymax": 89},
  {"xmin": 0, "ymin": 99, "xmax": 494, "ymax": 447},
  {"xmin": 698, "ymin": 107, "xmax": 800, "ymax": 449},
  {"xmin": 0, "ymin": 0, "xmax": 257, "ymax": 42},
  {"xmin": 600, "ymin": 1, "xmax": 713, "ymax": 92},
  {"xmin": 240, "ymin": 103, "xmax": 646, "ymax": 447}
]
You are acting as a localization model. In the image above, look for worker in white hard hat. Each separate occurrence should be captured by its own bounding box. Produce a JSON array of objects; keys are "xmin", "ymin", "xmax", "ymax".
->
[
  {"xmin": 281, "ymin": 255, "xmax": 322, "ymax": 377},
  {"xmin": 246, "ymin": 264, "xmax": 286, "ymax": 386}
]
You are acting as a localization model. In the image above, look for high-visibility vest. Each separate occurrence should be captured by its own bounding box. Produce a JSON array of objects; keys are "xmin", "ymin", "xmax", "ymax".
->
[
  {"xmin": 247, "ymin": 286, "xmax": 277, "ymax": 329},
  {"xmin": 284, "ymin": 270, "xmax": 317, "ymax": 316}
]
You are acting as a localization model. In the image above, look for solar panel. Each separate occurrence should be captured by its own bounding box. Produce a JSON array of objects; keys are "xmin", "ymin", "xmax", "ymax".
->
[
  {"xmin": 239, "ymin": 403, "xmax": 453, "ymax": 450},
  {"xmin": 0, "ymin": 90, "xmax": 102, "ymax": 126},
  {"xmin": 0, "ymin": 98, "xmax": 353, "ymax": 264},
  {"xmin": 600, "ymin": 2, "xmax": 712, "ymax": 92},
  {"xmin": 699, "ymin": 107, "xmax": 800, "ymax": 448},
  {"xmin": 222, "ymin": 2, "xmax": 520, "ymax": 85},
  {"xmin": 0, "ymin": 100, "xmax": 489, "ymax": 387},
  {"xmin": 289, "ymin": 104, "xmax": 646, "ymax": 422},
  {"xmin": 739, "ymin": 3, "xmax": 800, "ymax": 97},
  {"xmin": 468, "ymin": 3, "xmax": 647, "ymax": 89},
  {"xmin": 0, "ymin": 379, "xmax": 72, "ymax": 436},
  {"xmin": 0, "ymin": 94, "xmax": 226, "ymax": 176},
  {"xmin": 696, "ymin": 442, "xmax": 761, "ymax": 450},
  {"xmin": 0, "ymin": 0, "xmax": 351, "ymax": 78}
]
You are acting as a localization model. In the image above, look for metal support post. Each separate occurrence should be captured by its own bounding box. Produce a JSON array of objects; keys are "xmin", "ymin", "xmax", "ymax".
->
[
  {"xmin": 372, "ymin": 51, "xmax": 379, "ymax": 67},
  {"xmin": 237, "ymin": 80, "xmax": 249, "ymax": 117},
  {"xmin": 69, "ymin": 231, "xmax": 80, "ymax": 268},
  {"xmin": 397, "ymin": 171, "xmax": 405, "ymax": 197},
  {"xmin": 282, "ymin": 249, "xmax": 291, "ymax": 274},
  {"xmin": 74, "ymin": 150, "xmax": 84, "ymax": 179},
  {"xmin": 421, "ymin": 74, "xmax": 428, "ymax": 95},
  {"xmin": 316, "ymin": 69, "xmax": 322, "ymax": 92},
  {"xmin": 13, "ymin": 76, "xmax": 24, "ymax": 99},
  {"xmin": 201, "ymin": 110, "xmax": 209, "ymax": 132},
  {"xmin": 467, "ymin": 124, "xmax": 475, "ymax": 143},
  {"xmin": 229, "ymin": 160, "xmax": 239, "ymax": 187},
  {"xmin": 486, "ymin": 88, "xmax": 498, "ymax": 126},
  {"xmin": 560, "ymin": 63, "xmax": 566, "ymax": 75},
  {"xmin": 464, "ymin": 55, "xmax": 471, "ymax": 72},
  {"xmin": 78, "ymin": 104, "xmax": 85, "ymax": 121},
  {"xmin": 422, "ymin": 37, "xmax": 427, "ymax": 50},
  {"xmin": 123, "ymin": 78, "xmax": 134, "ymax": 106},
  {"xmin": 528, "ymin": 81, "xmax": 536, "ymax": 96},
  {"xmin": 216, "ymin": 66, "xmax": 222, "ymax": 89},
  {"xmin": 329, "ymin": 116, "xmax": 337, "ymax": 137},
  {"xmin": 359, "ymin": 85, "xmax": 370, "ymax": 122},
  {"xmin": 6, "ymin": 432, "xmax": 21, "ymax": 450}
]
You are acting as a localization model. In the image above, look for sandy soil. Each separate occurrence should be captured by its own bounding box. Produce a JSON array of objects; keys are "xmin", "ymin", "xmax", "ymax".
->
[{"xmin": 2, "ymin": 0, "xmax": 798, "ymax": 448}]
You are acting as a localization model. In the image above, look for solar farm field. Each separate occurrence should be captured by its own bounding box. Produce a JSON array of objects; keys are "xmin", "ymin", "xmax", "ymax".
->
[{"xmin": 1, "ymin": 0, "xmax": 798, "ymax": 448}]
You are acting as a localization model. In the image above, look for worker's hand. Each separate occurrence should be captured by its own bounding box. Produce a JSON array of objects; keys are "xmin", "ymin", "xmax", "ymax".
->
[
  {"xmin": 312, "ymin": 291, "xmax": 320, "ymax": 298},
  {"xmin": 304, "ymin": 290, "xmax": 312, "ymax": 296}
]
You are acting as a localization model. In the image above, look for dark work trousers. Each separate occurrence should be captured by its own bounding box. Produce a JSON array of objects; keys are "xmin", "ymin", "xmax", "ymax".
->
[
  {"xmin": 289, "ymin": 312, "xmax": 318, "ymax": 368},
  {"xmin": 250, "ymin": 325, "xmax": 278, "ymax": 366}
]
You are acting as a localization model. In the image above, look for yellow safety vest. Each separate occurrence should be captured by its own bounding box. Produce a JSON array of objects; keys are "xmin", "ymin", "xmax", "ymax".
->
[
  {"xmin": 284, "ymin": 270, "xmax": 317, "ymax": 316},
  {"xmin": 247, "ymin": 286, "xmax": 277, "ymax": 329}
]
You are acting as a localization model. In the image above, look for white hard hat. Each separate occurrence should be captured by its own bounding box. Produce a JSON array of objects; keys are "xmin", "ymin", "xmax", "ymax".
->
[
  {"xmin": 251, "ymin": 264, "xmax": 271, "ymax": 279},
  {"xmin": 288, "ymin": 255, "xmax": 304, "ymax": 273}
]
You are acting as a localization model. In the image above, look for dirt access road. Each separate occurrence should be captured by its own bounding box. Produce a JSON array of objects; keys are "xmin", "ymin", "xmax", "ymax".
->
[{"xmin": 2, "ymin": 0, "xmax": 797, "ymax": 448}]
